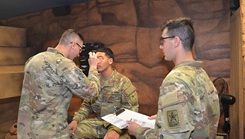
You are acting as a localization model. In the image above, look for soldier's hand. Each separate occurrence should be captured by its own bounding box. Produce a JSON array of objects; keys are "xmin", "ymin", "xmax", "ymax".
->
[
  {"xmin": 126, "ymin": 120, "xmax": 141, "ymax": 136},
  {"xmin": 148, "ymin": 114, "xmax": 157, "ymax": 120},
  {"xmin": 88, "ymin": 52, "xmax": 98, "ymax": 69},
  {"xmin": 103, "ymin": 130, "xmax": 119, "ymax": 139},
  {"xmin": 68, "ymin": 120, "xmax": 78, "ymax": 134}
]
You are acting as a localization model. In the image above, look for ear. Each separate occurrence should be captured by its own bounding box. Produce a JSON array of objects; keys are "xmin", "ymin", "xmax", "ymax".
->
[
  {"xmin": 109, "ymin": 58, "xmax": 113, "ymax": 64},
  {"xmin": 174, "ymin": 36, "xmax": 181, "ymax": 48},
  {"xmin": 69, "ymin": 42, "xmax": 75, "ymax": 48}
]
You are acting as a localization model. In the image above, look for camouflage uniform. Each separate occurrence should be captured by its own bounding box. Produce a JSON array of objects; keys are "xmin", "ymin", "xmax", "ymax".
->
[
  {"xmin": 72, "ymin": 69, "xmax": 139, "ymax": 139},
  {"xmin": 17, "ymin": 47, "xmax": 100, "ymax": 139},
  {"xmin": 135, "ymin": 61, "xmax": 220, "ymax": 139}
]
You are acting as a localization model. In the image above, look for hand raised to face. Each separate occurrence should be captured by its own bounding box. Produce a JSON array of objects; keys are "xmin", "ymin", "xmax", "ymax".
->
[{"xmin": 88, "ymin": 52, "xmax": 98, "ymax": 69}]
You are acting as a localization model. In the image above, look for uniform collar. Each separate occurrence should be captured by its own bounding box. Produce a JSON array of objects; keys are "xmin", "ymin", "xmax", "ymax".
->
[
  {"xmin": 47, "ymin": 47, "xmax": 65, "ymax": 57},
  {"xmin": 174, "ymin": 60, "xmax": 202, "ymax": 69}
]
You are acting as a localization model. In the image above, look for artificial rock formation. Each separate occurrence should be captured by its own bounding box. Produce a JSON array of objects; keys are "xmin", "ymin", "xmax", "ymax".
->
[{"xmin": 0, "ymin": 0, "xmax": 229, "ymax": 134}]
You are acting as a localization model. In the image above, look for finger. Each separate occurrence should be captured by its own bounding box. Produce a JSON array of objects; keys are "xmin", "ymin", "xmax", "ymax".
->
[
  {"xmin": 148, "ymin": 117, "xmax": 153, "ymax": 120},
  {"xmin": 89, "ymin": 52, "xmax": 96, "ymax": 58},
  {"xmin": 126, "ymin": 120, "xmax": 132, "ymax": 124},
  {"xmin": 72, "ymin": 127, "xmax": 76, "ymax": 134},
  {"xmin": 92, "ymin": 52, "xmax": 96, "ymax": 57}
]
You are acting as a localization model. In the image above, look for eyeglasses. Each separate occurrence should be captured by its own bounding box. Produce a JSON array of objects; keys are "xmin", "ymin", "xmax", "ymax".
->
[
  {"xmin": 70, "ymin": 42, "xmax": 84, "ymax": 52},
  {"xmin": 160, "ymin": 36, "xmax": 175, "ymax": 46},
  {"xmin": 76, "ymin": 43, "xmax": 83, "ymax": 49}
]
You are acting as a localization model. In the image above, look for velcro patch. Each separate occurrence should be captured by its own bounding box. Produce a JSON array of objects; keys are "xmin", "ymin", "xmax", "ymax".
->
[
  {"xmin": 128, "ymin": 93, "xmax": 138, "ymax": 104},
  {"xmin": 163, "ymin": 104, "xmax": 188, "ymax": 133},
  {"xmin": 167, "ymin": 110, "xmax": 180, "ymax": 127}
]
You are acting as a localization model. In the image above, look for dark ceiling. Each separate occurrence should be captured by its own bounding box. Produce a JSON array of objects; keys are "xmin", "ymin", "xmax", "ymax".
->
[
  {"xmin": 0, "ymin": 0, "xmax": 89, "ymax": 20},
  {"xmin": 0, "ymin": 0, "xmax": 241, "ymax": 20}
]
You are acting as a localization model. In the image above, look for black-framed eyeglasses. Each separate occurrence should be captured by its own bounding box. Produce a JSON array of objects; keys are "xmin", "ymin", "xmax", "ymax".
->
[
  {"xmin": 70, "ymin": 42, "xmax": 84, "ymax": 52},
  {"xmin": 75, "ymin": 43, "xmax": 83, "ymax": 49},
  {"xmin": 160, "ymin": 36, "xmax": 175, "ymax": 46}
]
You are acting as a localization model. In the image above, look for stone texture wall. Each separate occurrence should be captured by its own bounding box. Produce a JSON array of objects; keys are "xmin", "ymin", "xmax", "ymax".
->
[{"xmin": 0, "ymin": 0, "xmax": 229, "ymax": 132}]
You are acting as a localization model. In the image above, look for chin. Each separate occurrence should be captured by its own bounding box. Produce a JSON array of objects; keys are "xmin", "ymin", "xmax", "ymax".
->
[
  {"xmin": 97, "ymin": 68, "xmax": 104, "ymax": 73},
  {"xmin": 97, "ymin": 68, "xmax": 101, "ymax": 72}
]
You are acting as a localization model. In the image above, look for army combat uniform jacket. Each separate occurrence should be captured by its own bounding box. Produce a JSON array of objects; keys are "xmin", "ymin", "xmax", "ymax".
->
[
  {"xmin": 73, "ymin": 69, "xmax": 139, "ymax": 137},
  {"xmin": 17, "ymin": 47, "xmax": 100, "ymax": 139},
  {"xmin": 135, "ymin": 61, "xmax": 220, "ymax": 139}
]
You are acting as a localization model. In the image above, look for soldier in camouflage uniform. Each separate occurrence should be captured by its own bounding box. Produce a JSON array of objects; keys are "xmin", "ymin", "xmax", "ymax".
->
[
  {"xmin": 17, "ymin": 29, "xmax": 100, "ymax": 139},
  {"xmin": 69, "ymin": 47, "xmax": 139, "ymax": 139},
  {"xmin": 127, "ymin": 17, "xmax": 220, "ymax": 139}
]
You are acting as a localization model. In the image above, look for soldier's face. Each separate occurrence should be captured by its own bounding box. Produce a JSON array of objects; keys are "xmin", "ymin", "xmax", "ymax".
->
[
  {"xmin": 68, "ymin": 39, "xmax": 83, "ymax": 60},
  {"xmin": 96, "ymin": 52, "xmax": 113, "ymax": 72},
  {"xmin": 160, "ymin": 28, "xmax": 175, "ymax": 62}
]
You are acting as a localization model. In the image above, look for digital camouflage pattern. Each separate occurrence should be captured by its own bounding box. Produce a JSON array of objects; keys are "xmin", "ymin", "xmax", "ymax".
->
[
  {"xmin": 17, "ymin": 47, "xmax": 100, "ymax": 139},
  {"xmin": 72, "ymin": 69, "xmax": 139, "ymax": 138},
  {"xmin": 135, "ymin": 61, "xmax": 220, "ymax": 139}
]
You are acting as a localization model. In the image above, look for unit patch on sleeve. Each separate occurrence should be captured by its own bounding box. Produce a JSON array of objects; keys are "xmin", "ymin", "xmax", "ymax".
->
[{"xmin": 167, "ymin": 110, "xmax": 180, "ymax": 127}]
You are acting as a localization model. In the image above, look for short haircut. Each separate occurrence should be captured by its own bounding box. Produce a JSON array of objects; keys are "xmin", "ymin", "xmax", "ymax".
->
[
  {"xmin": 96, "ymin": 47, "xmax": 114, "ymax": 60},
  {"xmin": 161, "ymin": 17, "xmax": 195, "ymax": 50},
  {"xmin": 59, "ymin": 29, "xmax": 84, "ymax": 46}
]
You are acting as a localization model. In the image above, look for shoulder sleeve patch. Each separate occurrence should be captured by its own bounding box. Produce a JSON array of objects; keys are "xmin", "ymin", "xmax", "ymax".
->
[
  {"xmin": 167, "ymin": 109, "xmax": 180, "ymax": 128},
  {"xmin": 162, "ymin": 104, "xmax": 189, "ymax": 133}
]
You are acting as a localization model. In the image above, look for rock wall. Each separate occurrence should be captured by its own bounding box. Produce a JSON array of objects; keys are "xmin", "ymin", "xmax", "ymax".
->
[{"xmin": 0, "ymin": 0, "xmax": 229, "ymax": 132}]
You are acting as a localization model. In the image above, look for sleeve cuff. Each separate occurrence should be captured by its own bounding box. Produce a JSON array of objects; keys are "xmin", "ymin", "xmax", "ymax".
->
[
  {"xmin": 72, "ymin": 116, "xmax": 80, "ymax": 123},
  {"xmin": 72, "ymin": 115, "xmax": 86, "ymax": 123},
  {"xmin": 135, "ymin": 127, "xmax": 148, "ymax": 138},
  {"xmin": 107, "ymin": 126, "xmax": 123, "ymax": 135},
  {"xmin": 88, "ymin": 68, "xmax": 99, "ymax": 78}
]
